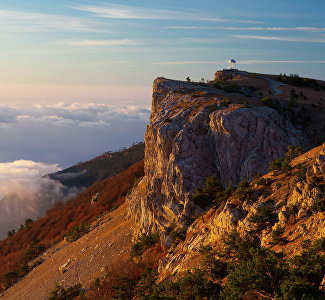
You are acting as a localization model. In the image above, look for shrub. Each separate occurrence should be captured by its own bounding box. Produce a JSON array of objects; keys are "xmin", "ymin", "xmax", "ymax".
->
[
  {"xmin": 268, "ymin": 158, "xmax": 291, "ymax": 173},
  {"xmin": 22, "ymin": 240, "xmax": 46, "ymax": 263},
  {"xmin": 311, "ymin": 193, "xmax": 325, "ymax": 212},
  {"xmin": 65, "ymin": 222, "xmax": 89, "ymax": 242},
  {"xmin": 213, "ymin": 81, "xmax": 221, "ymax": 89},
  {"xmin": 255, "ymin": 177, "xmax": 271, "ymax": 186},
  {"xmin": 271, "ymin": 225, "xmax": 287, "ymax": 245},
  {"xmin": 268, "ymin": 146, "xmax": 305, "ymax": 174},
  {"xmin": 234, "ymin": 178, "xmax": 250, "ymax": 201},
  {"xmin": 191, "ymin": 175, "xmax": 225, "ymax": 208},
  {"xmin": 170, "ymin": 227, "xmax": 187, "ymax": 243},
  {"xmin": 294, "ymin": 166, "xmax": 307, "ymax": 183},
  {"xmin": 249, "ymin": 201, "xmax": 278, "ymax": 231},
  {"xmin": 130, "ymin": 233, "xmax": 159, "ymax": 257},
  {"xmin": 278, "ymin": 73, "xmax": 324, "ymax": 90},
  {"xmin": 49, "ymin": 283, "xmax": 84, "ymax": 300},
  {"xmin": 199, "ymin": 245, "xmax": 228, "ymax": 280},
  {"xmin": 262, "ymin": 97, "xmax": 282, "ymax": 111},
  {"xmin": 223, "ymin": 230, "xmax": 261, "ymax": 261},
  {"xmin": 221, "ymin": 247, "xmax": 288, "ymax": 300},
  {"xmin": 1, "ymin": 271, "xmax": 19, "ymax": 289},
  {"xmin": 285, "ymin": 146, "xmax": 305, "ymax": 161}
]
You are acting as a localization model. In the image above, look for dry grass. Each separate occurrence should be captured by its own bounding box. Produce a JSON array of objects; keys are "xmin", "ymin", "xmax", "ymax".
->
[{"xmin": 0, "ymin": 160, "xmax": 144, "ymax": 277}]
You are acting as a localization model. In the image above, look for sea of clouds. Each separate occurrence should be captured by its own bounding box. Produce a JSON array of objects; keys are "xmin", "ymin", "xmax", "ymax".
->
[
  {"xmin": 0, "ymin": 102, "xmax": 150, "ymax": 238},
  {"xmin": 0, "ymin": 102, "xmax": 150, "ymax": 166},
  {"xmin": 0, "ymin": 159, "xmax": 81, "ymax": 239}
]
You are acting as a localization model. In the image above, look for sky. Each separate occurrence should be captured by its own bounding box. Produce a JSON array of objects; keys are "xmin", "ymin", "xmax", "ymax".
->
[{"xmin": 0, "ymin": 0, "xmax": 325, "ymax": 167}]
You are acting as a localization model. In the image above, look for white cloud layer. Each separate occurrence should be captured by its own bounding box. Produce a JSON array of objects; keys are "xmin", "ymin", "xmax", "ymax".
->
[
  {"xmin": 0, "ymin": 9, "xmax": 100, "ymax": 32},
  {"xmin": 0, "ymin": 103, "xmax": 150, "ymax": 167},
  {"xmin": 72, "ymin": 4, "xmax": 262, "ymax": 24},
  {"xmin": 233, "ymin": 35, "xmax": 325, "ymax": 43},
  {"xmin": 0, "ymin": 160, "xmax": 80, "ymax": 239},
  {"xmin": 167, "ymin": 26, "xmax": 325, "ymax": 32},
  {"xmin": 57, "ymin": 39, "xmax": 141, "ymax": 46}
]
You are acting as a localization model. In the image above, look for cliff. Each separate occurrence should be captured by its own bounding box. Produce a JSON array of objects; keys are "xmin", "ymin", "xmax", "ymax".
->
[
  {"xmin": 158, "ymin": 144, "xmax": 324, "ymax": 279},
  {"xmin": 127, "ymin": 77, "xmax": 309, "ymax": 244}
]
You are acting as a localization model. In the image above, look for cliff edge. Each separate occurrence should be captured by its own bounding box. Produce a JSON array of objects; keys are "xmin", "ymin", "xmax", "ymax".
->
[{"xmin": 127, "ymin": 77, "xmax": 309, "ymax": 245}]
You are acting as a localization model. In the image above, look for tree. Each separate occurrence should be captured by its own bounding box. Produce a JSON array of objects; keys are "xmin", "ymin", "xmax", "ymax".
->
[
  {"xmin": 222, "ymin": 247, "xmax": 288, "ymax": 300},
  {"xmin": 249, "ymin": 201, "xmax": 278, "ymax": 232}
]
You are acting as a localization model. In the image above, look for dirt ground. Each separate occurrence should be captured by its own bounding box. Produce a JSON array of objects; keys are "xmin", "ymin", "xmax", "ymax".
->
[{"xmin": 0, "ymin": 203, "xmax": 134, "ymax": 300}]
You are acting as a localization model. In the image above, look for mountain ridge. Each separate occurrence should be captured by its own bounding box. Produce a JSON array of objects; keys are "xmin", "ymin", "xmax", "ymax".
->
[{"xmin": 1, "ymin": 70, "xmax": 324, "ymax": 299}]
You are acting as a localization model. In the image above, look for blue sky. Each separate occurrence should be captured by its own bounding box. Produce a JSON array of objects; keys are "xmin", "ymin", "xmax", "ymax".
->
[
  {"xmin": 0, "ymin": 0, "xmax": 324, "ymax": 106},
  {"xmin": 0, "ymin": 0, "xmax": 325, "ymax": 167}
]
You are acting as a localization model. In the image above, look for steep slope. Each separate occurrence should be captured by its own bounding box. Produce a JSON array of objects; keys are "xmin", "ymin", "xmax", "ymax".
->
[
  {"xmin": 0, "ymin": 160, "xmax": 144, "ymax": 280},
  {"xmin": 127, "ymin": 77, "xmax": 309, "ymax": 243},
  {"xmin": 158, "ymin": 144, "xmax": 324, "ymax": 279},
  {"xmin": 0, "ymin": 203, "xmax": 134, "ymax": 300}
]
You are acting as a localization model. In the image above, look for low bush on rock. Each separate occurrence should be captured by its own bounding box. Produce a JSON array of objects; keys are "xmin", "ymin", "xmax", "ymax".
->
[{"xmin": 130, "ymin": 233, "xmax": 160, "ymax": 257}]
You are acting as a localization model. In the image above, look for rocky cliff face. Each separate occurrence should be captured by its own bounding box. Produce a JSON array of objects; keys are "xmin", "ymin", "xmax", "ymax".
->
[
  {"xmin": 158, "ymin": 144, "xmax": 325, "ymax": 279},
  {"xmin": 127, "ymin": 77, "xmax": 309, "ymax": 244}
]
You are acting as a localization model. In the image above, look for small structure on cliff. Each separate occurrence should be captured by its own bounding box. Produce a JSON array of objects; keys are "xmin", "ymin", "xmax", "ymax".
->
[{"xmin": 228, "ymin": 59, "xmax": 237, "ymax": 70}]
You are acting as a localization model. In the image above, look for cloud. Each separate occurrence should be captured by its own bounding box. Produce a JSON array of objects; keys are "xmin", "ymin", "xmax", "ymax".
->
[
  {"xmin": 0, "ymin": 160, "xmax": 61, "ymax": 199},
  {"xmin": 166, "ymin": 26, "xmax": 325, "ymax": 32},
  {"xmin": 71, "ymin": 3, "xmax": 262, "ymax": 24},
  {"xmin": 156, "ymin": 60, "xmax": 325, "ymax": 65},
  {"xmin": 0, "ymin": 102, "xmax": 150, "ymax": 238},
  {"xmin": 0, "ymin": 103, "xmax": 150, "ymax": 167},
  {"xmin": 232, "ymin": 35, "xmax": 325, "ymax": 43},
  {"xmin": 0, "ymin": 160, "xmax": 80, "ymax": 238},
  {"xmin": 57, "ymin": 39, "xmax": 141, "ymax": 46},
  {"xmin": 0, "ymin": 9, "xmax": 100, "ymax": 32},
  {"xmin": 244, "ymin": 27, "xmax": 325, "ymax": 32}
]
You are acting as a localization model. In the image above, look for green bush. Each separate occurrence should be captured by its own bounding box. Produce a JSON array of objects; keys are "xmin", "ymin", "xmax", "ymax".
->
[
  {"xmin": 271, "ymin": 225, "xmax": 287, "ymax": 245},
  {"xmin": 249, "ymin": 201, "xmax": 278, "ymax": 231},
  {"xmin": 278, "ymin": 73, "xmax": 325, "ymax": 90},
  {"xmin": 311, "ymin": 193, "xmax": 325, "ymax": 212},
  {"xmin": 294, "ymin": 166, "xmax": 307, "ymax": 183},
  {"xmin": 22, "ymin": 240, "xmax": 46, "ymax": 263},
  {"xmin": 130, "ymin": 233, "xmax": 159, "ymax": 257},
  {"xmin": 223, "ymin": 230, "xmax": 261, "ymax": 261},
  {"xmin": 199, "ymin": 245, "xmax": 228, "ymax": 280},
  {"xmin": 191, "ymin": 175, "xmax": 225, "ymax": 208},
  {"xmin": 234, "ymin": 178, "xmax": 251, "ymax": 201},
  {"xmin": 65, "ymin": 222, "xmax": 89, "ymax": 242},
  {"xmin": 49, "ymin": 284, "xmax": 84, "ymax": 300},
  {"xmin": 268, "ymin": 146, "xmax": 305, "ymax": 174},
  {"xmin": 222, "ymin": 233, "xmax": 325, "ymax": 300},
  {"xmin": 221, "ymin": 247, "xmax": 288, "ymax": 300}
]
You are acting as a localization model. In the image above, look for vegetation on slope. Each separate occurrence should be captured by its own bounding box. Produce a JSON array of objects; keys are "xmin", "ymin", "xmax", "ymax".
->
[
  {"xmin": 0, "ymin": 160, "xmax": 144, "ymax": 291},
  {"xmin": 49, "ymin": 142, "xmax": 144, "ymax": 188},
  {"xmin": 81, "ymin": 232, "xmax": 324, "ymax": 300}
]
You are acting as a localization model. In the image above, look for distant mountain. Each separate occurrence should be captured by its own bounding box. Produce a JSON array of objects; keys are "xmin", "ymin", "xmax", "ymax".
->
[{"xmin": 49, "ymin": 142, "xmax": 144, "ymax": 188}]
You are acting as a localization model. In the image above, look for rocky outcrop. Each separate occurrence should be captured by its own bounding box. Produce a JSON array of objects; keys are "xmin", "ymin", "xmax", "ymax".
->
[
  {"xmin": 158, "ymin": 145, "xmax": 324, "ymax": 279},
  {"xmin": 127, "ymin": 77, "xmax": 309, "ymax": 242}
]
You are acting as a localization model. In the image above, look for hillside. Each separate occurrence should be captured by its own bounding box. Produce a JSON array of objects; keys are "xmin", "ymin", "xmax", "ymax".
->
[
  {"xmin": 49, "ymin": 142, "xmax": 144, "ymax": 188},
  {"xmin": 0, "ymin": 160, "xmax": 144, "ymax": 284},
  {"xmin": 1, "ymin": 70, "xmax": 324, "ymax": 300},
  {"xmin": 0, "ymin": 143, "xmax": 144, "ymax": 240}
]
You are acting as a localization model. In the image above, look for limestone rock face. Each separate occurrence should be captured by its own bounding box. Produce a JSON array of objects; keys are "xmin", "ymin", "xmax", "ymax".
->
[{"xmin": 127, "ymin": 77, "xmax": 309, "ymax": 241}]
